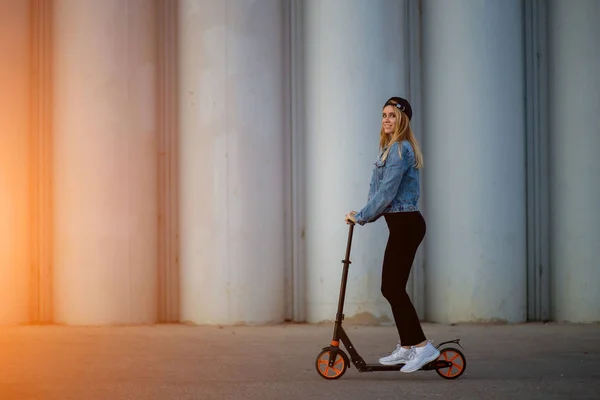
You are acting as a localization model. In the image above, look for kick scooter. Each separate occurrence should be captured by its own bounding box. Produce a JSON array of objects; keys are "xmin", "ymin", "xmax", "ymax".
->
[{"xmin": 315, "ymin": 222, "xmax": 467, "ymax": 380}]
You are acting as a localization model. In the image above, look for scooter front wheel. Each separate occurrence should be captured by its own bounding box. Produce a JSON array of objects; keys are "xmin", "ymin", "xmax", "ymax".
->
[
  {"xmin": 315, "ymin": 347, "xmax": 349, "ymax": 380},
  {"xmin": 434, "ymin": 347, "xmax": 466, "ymax": 379}
]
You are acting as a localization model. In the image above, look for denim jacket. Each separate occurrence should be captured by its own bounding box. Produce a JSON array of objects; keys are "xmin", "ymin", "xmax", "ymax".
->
[{"xmin": 354, "ymin": 140, "xmax": 420, "ymax": 225}]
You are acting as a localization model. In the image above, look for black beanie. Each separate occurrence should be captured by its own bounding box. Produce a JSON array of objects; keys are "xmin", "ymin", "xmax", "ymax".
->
[{"xmin": 384, "ymin": 97, "xmax": 412, "ymax": 121}]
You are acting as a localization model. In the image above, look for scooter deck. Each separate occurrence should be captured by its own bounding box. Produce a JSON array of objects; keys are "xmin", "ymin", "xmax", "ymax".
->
[
  {"xmin": 356, "ymin": 360, "xmax": 448, "ymax": 373},
  {"xmin": 359, "ymin": 364, "xmax": 403, "ymax": 372}
]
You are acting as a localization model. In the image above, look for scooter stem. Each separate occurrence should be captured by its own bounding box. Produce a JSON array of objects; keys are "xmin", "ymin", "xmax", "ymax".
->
[
  {"xmin": 344, "ymin": 223, "xmax": 355, "ymax": 263},
  {"xmin": 335, "ymin": 223, "xmax": 354, "ymax": 324}
]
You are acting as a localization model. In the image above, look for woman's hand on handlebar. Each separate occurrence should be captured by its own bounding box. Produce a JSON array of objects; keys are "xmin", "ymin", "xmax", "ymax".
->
[{"xmin": 345, "ymin": 211, "xmax": 357, "ymax": 225}]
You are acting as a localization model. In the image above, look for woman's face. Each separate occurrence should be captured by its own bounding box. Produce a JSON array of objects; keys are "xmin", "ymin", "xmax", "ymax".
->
[{"xmin": 382, "ymin": 105, "xmax": 397, "ymax": 135}]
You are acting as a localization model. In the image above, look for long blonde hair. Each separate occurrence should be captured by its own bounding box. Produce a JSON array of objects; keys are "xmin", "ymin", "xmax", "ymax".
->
[{"xmin": 379, "ymin": 106, "xmax": 423, "ymax": 169}]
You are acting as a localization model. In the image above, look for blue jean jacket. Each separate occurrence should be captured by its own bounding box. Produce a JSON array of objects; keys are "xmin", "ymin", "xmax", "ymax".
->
[{"xmin": 354, "ymin": 140, "xmax": 420, "ymax": 225}]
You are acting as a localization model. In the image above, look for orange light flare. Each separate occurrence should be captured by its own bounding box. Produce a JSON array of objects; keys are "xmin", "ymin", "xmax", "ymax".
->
[{"xmin": 0, "ymin": 0, "xmax": 33, "ymax": 326}]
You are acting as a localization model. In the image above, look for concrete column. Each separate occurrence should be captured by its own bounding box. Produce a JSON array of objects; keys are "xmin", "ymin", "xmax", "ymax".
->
[
  {"xmin": 157, "ymin": 0, "xmax": 180, "ymax": 323},
  {"xmin": 178, "ymin": 0, "xmax": 286, "ymax": 324},
  {"xmin": 0, "ymin": 0, "xmax": 30, "ymax": 325},
  {"xmin": 548, "ymin": 0, "xmax": 600, "ymax": 322},
  {"xmin": 303, "ymin": 0, "xmax": 409, "ymax": 324},
  {"xmin": 422, "ymin": 0, "xmax": 527, "ymax": 323},
  {"xmin": 52, "ymin": 0, "xmax": 158, "ymax": 324}
]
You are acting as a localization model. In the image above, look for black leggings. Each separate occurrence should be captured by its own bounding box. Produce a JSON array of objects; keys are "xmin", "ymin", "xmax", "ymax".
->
[{"xmin": 382, "ymin": 211, "xmax": 427, "ymax": 346}]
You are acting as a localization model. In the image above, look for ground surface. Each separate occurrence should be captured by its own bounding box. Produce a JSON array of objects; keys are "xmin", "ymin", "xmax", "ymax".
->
[{"xmin": 1, "ymin": 322, "xmax": 599, "ymax": 399}]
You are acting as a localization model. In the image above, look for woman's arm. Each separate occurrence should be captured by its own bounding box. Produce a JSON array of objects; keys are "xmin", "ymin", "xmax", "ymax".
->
[{"xmin": 354, "ymin": 142, "xmax": 412, "ymax": 225}]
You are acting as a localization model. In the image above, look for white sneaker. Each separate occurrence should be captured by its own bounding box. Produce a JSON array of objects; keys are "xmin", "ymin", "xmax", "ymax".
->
[
  {"xmin": 378, "ymin": 344, "xmax": 414, "ymax": 365},
  {"xmin": 400, "ymin": 341, "xmax": 440, "ymax": 373}
]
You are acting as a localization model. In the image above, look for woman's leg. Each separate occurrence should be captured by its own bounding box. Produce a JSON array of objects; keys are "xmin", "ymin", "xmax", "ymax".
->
[
  {"xmin": 381, "ymin": 211, "xmax": 427, "ymax": 346},
  {"xmin": 379, "ymin": 211, "xmax": 441, "ymax": 372},
  {"xmin": 378, "ymin": 211, "xmax": 428, "ymax": 366}
]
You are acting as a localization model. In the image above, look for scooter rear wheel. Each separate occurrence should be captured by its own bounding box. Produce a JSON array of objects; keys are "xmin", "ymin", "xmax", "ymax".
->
[
  {"xmin": 315, "ymin": 347, "xmax": 349, "ymax": 380},
  {"xmin": 434, "ymin": 347, "xmax": 466, "ymax": 379}
]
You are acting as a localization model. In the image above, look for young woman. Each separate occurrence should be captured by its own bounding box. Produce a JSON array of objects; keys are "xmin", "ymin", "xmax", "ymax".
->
[{"xmin": 344, "ymin": 96, "xmax": 439, "ymax": 373}]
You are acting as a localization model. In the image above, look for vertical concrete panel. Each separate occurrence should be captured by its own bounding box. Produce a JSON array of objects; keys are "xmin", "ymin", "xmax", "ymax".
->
[
  {"xmin": 548, "ymin": 0, "xmax": 600, "ymax": 322},
  {"xmin": 178, "ymin": 0, "xmax": 286, "ymax": 324},
  {"xmin": 303, "ymin": 0, "xmax": 409, "ymax": 323},
  {"xmin": 53, "ymin": 0, "xmax": 158, "ymax": 324},
  {"xmin": 0, "ymin": 0, "xmax": 31, "ymax": 325},
  {"xmin": 157, "ymin": 0, "xmax": 180, "ymax": 323},
  {"xmin": 422, "ymin": 0, "xmax": 527, "ymax": 323}
]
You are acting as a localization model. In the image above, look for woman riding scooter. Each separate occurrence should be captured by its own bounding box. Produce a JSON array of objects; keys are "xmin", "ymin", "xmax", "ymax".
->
[{"xmin": 344, "ymin": 96, "xmax": 440, "ymax": 373}]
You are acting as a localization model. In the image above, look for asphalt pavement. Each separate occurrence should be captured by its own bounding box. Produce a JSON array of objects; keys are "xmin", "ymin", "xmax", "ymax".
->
[{"xmin": 1, "ymin": 322, "xmax": 599, "ymax": 399}]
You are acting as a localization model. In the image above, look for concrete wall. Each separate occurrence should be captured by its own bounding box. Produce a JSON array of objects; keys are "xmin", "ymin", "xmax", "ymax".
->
[
  {"xmin": 548, "ymin": 0, "xmax": 600, "ymax": 322},
  {"xmin": 52, "ymin": 0, "xmax": 159, "ymax": 324},
  {"xmin": 178, "ymin": 0, "xmax": 287, "ymax": 324},
  {"xmin": 421, "ymin": 0, "xmax": 527, "ymax": 323},
  {"xmin": 0, "ymin": 0, "xmax": 597, "ymax": 325}
]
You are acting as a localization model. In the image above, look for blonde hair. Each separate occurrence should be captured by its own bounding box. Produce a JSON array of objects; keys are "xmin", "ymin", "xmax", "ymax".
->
[{"xmin": 379, "ymin": 106, "xmax": 423, "ymax": 169}]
